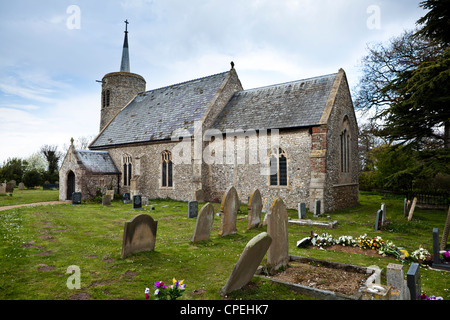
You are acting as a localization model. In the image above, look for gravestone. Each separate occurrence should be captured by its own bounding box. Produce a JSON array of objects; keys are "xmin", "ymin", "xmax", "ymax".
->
[
  {"xmin": 0, "ymin": 184, "xmax": 5, "ymax": 194},
  {"xmin": 121, "ymin": 214, "xmax": 158, "ymax": 259},
  {"xmin": 374, "ymin": 209, "xmax": 383, "ymax": 230},
  {"xmin": 441, "ymin": 206, "xmax": 450, "ymax": 250},
  {"xmin": 18, "ymin": 182, "xmax": 24, "ymax": 190},
  {"xmin": 221, "ymin": 232, "xmax": 272, "ymax": 296},
  {"xmin": 406, "ymin": 263, "xmax": 421, "ymax": 300},
  {"xmin": 72, "ymin": 192, "xmax": 82, "ymax": 205},
  {"xmin": 219, "ymin": 186, "xmax": 239, "ymax": 237},
  {"xmin": 192, "ymin": 203, "xmax": 215, "ymax": 242},
  {"xmin": 387, "ymin": 263, "xmax": 409, "ymax": 300},
  {"xmin": 298, "ymin": 203, "xmax": 307, "ymax": 219},
  {"xmin": 408, "ymin": 197, "xmax": 417, "ymax": 221},
  {"xmin": 5, "ymin": 182, "xmax": 14, "ymax": 193},
  {"xmin": 102, "ymin": 195, "xmax": 111, "ymax": 206},
  {"xmin": 123, "ymin": 193, "xmax": 131, "ymax": 204},
  {"xmin": 247, "ymin": 189, "xmax": 263, "ymax": 229},
  {"xmin": 313, "ymin": 200, "xmax": 321, "ymax": 216},
  {"xmin": 404, "ymin": 199, "xmax": 411, "ymax": 217},
  {"xmin": 433, "ymin": 228, "xmax": 450, "ymax": 270},
  {"xmin": 188, "ymin": 201, "xmax": 198, "ymax": 218},
  {"xmin": 266, "ymin": 198, "xmax": 289, "ymax": 270},
  {"xmin": 381, "ymin": 203, "xmax": 386, "ymax": 226},
  {"xmin": 132, "ymin": 195, "xmax": 142, "ymax": 210},
  {"xmin": 105, "ymin": 189, "xmax": 114, "ymax": 200}
]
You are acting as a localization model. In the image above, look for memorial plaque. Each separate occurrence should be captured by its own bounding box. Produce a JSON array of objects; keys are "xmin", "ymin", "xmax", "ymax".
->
[{"xmin": 72, "ymin": 192, "xmax": 82, "ymax": 205}]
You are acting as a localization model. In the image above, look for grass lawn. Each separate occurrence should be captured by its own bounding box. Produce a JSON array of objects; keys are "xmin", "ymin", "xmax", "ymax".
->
[
  {"xmin": 0, "ymin": 189, "xmax": 448, "ymax": 301},
  {"xmin": 0, "ymin": 187, "xmax": 59, "ymax": 207}
]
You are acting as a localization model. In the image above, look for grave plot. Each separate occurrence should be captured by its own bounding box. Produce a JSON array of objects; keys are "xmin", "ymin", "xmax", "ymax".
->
[{"xmin": 256, "ymin": 256, "xmax": 372, "ymax": 300}]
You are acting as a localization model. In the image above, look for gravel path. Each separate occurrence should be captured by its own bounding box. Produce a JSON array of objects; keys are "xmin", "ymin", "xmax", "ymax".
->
[{"xmin": 0, "ymin": 201, "xmax": 68, "ymax": 211}]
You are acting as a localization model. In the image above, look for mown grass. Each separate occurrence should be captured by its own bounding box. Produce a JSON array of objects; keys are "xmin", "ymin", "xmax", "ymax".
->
[
  {"xmin": 0, "ymin": 190, "xmax": 448, "ymax": 300},
  {"xmin": 0, "ymin": 187, "xmax": 59, "ymax": 206}
]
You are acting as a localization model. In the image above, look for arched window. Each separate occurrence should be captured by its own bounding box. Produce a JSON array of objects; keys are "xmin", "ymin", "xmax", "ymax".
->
[
  {"xmin": 123, "ymin": 155, "xmax": 132, "ymax": 186},
  {"xmin": 269, "ymin": 148, "xmax": 288, "ymax": 186},
  {"xmin": 161, "ymin": 150, "xmax": 173, "ymax": 188},
  {"xmin": 340, "ymin": 117, "xmax": 350, "ymax": 173}
]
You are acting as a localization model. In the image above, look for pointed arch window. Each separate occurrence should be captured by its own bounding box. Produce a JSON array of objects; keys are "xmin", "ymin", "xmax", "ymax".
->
[
  {"xmin": 123, "ymin": 155, "xmax": 132, "ymax": 186},
  {"xmin": 340, "ymin": 129, "xmax": 350, "ymax": 173},
  {"xmin": 269, "ymin": 148, "xmax": 288, "ymax": 186},
  {"xmin": 161, "ymin": 150, "xmax": 173, "ymax": 188}
]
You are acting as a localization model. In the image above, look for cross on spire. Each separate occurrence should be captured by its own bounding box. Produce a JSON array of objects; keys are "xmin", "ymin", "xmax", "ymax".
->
[{"xmin": 124, "ymin": 19, "xmax": 129, "ymax": 33}]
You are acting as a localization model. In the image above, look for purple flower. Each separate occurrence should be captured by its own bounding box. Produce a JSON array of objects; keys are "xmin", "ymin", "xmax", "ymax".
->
[{"xmin": 443, "ymin": 251, "xmax": 450, "ymax": 258}]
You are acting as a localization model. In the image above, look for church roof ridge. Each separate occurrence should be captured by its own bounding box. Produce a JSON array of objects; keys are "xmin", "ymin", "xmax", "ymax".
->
[
  {"xmin": 238, "ymin": 72, "xmax": 338, "ymax": 94},
  {"xmin": 139, "ymin": 70, "xmax": 230, "ymax": 95}
]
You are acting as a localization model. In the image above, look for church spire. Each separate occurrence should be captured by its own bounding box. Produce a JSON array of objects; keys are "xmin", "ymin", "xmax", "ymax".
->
[{"xmin": 120, "ymin": 20, "xmax": 130, "ymax": 73}]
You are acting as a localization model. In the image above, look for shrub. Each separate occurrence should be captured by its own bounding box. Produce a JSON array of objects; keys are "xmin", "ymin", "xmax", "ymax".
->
[{"xmin": 23, "ymin": 169, "xmax": 43, "ymax": 189}]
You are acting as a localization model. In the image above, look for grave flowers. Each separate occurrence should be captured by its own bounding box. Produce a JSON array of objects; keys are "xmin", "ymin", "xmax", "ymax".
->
[
  {"xmin": 147, "ymin": 278, "xmax": 186, "ymax": 300},
  {"xmin": 411, "ymin": 247, "xmax": 431, "ymax": 266},
  {"xmin": 443, "ymin": 250, "xmax": 450, "ymax": 262}
]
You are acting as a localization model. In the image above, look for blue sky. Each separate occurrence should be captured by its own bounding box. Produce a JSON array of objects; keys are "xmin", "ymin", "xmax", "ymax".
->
[{"xmin": 0, "ymin": 0, "xmax": 426, "ymax": 164}]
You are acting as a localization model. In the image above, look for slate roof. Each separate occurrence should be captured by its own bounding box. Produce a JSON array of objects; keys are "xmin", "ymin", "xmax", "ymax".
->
[
  {"xmin": 76, "ymin": 150, "xmax": 120, "ymax": 174},
  {"xmin": 90, "ymin": 71, "xmax": 230, "ymax": 148},
  {"xmin": 211, "ymin": 72, "xmax": 338, "ymax": 132}
]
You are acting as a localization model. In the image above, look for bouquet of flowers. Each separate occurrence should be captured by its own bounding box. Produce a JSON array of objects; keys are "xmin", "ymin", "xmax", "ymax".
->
[
  {"xmin": 336, "ymin": 235, "xmax": 357, "ymax": 247},
  {"xmin": 378, "ymin": 240, "xmax": 401, "ymax": 259},
  {"xmin": 146, "ymin": 278, "xmax": 186, "ymax": 300},
  {"xmin": 314, "ymin": 233, "xmax": 335, "ymax": 248}
]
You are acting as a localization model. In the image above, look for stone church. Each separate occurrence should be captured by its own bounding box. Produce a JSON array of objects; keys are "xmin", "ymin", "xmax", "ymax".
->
[{"xmin": 59, "ymin": 24, "xmax": 359, "ymax": 213}]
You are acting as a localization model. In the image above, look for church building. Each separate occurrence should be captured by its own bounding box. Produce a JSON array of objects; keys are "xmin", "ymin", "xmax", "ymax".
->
[{"xmin": 59, "ymin": 22, "xmax": 359, "ymax": 213}]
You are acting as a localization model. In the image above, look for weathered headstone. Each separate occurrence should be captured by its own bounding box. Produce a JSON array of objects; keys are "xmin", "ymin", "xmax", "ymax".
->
[
  {"xmin": 105, "ymin": 189, "xmax": 114, "ymax": 200},
  {"xmin": 102, "ymin": 195, "xmax": 111, "ymax": 206},
  {"xmin": 123, "ymin": 193, "xmax": 131, "ymax": 204},
  {"xmin": 121, "ymin": 214, "xmax": 158, "ymax": 259},
  {"xmin": 72, "ymin": 192, "xmax": 82, "ymax": 205},
  {"xmin": 5, "ymin": 182, "xmax": 14, "ymax": 193},
  {"xmin": 18, "ymin": 182, "xmax": 24, "ymax": 190},
  {"xmin": 195, "ymin": 189, "xmax": 204, "ymax": 202},
  {"xmin": 404, "ymin": 199, "xmax": 411, "ymax": 217},
  {"xmin": 133, "ymin": 195, "xmax": 142, "ymax": 210},
  {"xmin": 192, "ymin": 203, "xmax": 215, "ymax": 242},
  {"xmin": 408, "ymin": 197, "xmax": 417, "ymax": 221},
  {"xmin": 387, "ymin": 263, "xmax": 409, "ymax": 300},
  {"xmin": 380, "ymin": 203, "xmax": 386, "ymax": 226},
  {"xmin": 374, "ymin": 209, "xmax": 383, "ymax": 231},
  {"xmin": 0, "ymin": 184, "xmax": 6, "ymax": 194},
  {"xmin": 313, "ymin": 199, "xmax": 321, "ymax": 216},
  {"xmin": 188, "ymin": 200, "xmax": 198, "ymax": 218},
  {"xmin": 298, "ymin": 203, "xmax": 307, "ymax": 219},
  {"xmin": 221, "ymin": 232, "xmax": 272, "ymax": 296},
  {"xmin": 406, "ymin": 263, "xmax": 421, "ymax": 300},
  {"xmin": 219, "ymin": 186, "xmax": 239, "ymax": 237},
  {"xmin": 266, "ymin": 198, "xmax": 289, "ymax": 270},
  {"xmin": 247, "ymin": 189, "xmax": 262, "ymax": 229},
  {"xmin": 440, "ymin": 206, "xmax": 450, "ymax": 251}
]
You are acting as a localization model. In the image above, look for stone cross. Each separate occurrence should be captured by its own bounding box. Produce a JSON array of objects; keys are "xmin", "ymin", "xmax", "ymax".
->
[
  {"xmin": 247, "ymin": 189, "xmax": 262, "ymax": 229},
  {"xmin": 121, "ymin": 214, "xmax": 158, "ymax": 259},
  {"xmin": 219, "ymin": 186, "xmax": 239, "ymax": 237},
  {"xmin": 221, "ymin": 232, "xmax": 272, "ymax": 296},
  {"xmin": 266, "ymin": 198, "xmax": 289, "ymax": 270},
  {"xmin": 192, "ymin": 203, "xmax": 215, "ymax": 242}
]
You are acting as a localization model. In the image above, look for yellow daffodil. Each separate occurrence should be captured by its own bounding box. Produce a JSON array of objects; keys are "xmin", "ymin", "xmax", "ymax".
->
[{"xmin": 400, "ymin": 249, "xmax": 409, "ymax": 258}]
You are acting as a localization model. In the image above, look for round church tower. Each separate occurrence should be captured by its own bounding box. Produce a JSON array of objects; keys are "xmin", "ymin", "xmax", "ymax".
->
[{"xmin": 100, "ymin": 20, "xmax": 146, "ymax": 132}]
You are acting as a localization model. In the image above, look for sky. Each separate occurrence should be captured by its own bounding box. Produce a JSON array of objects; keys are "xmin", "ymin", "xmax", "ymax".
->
[{"xmin": 0, "ymin": 0, "xmax": 426, "ymax": 164}]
